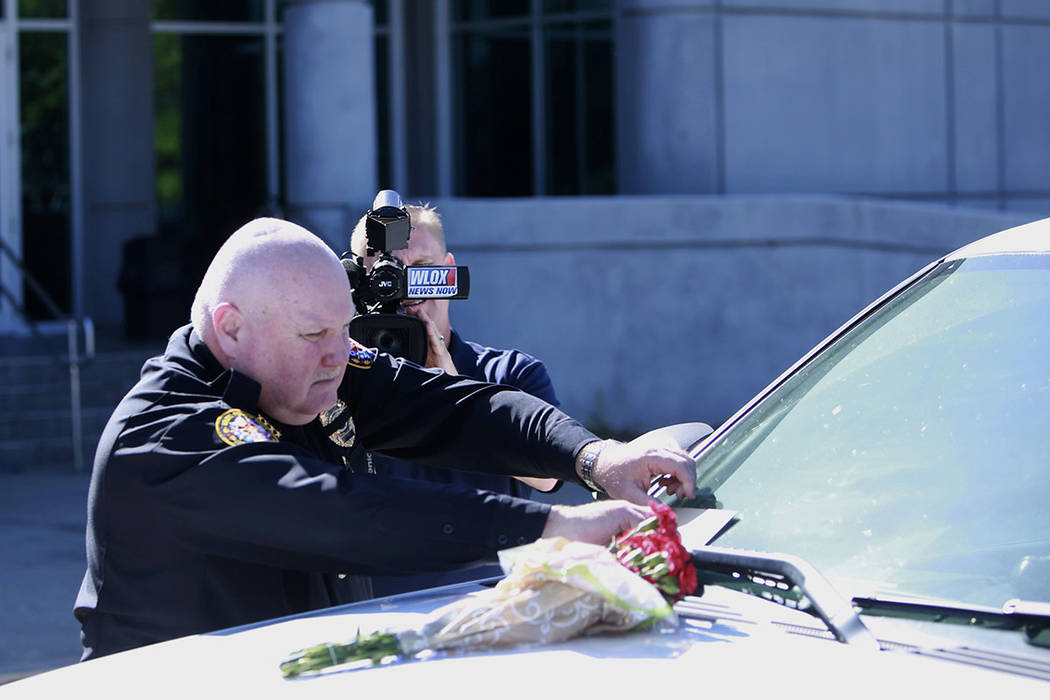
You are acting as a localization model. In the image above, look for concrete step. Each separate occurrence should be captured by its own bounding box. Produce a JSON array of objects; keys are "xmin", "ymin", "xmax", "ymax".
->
[
  {"xmin": 0, "ymin": 350, "xmax": 151, "ymax": 472},
  {"xmin": 0, "ymin": 407, "xmax": 113, "ymax": 471},
  {"xmin": 0, "ymin": 381, "xmax": 132, "ymax": 413},
  {"xmin": 0, "ymin": 352, "xmax": 147, "ymax": 413},
  {"xmin": 0, "ymin": 406, "xmax": 113, "ymax": 442},
  {"xmin": 0, "ymin": 433, "xmax": 101, "ymax": 473}
]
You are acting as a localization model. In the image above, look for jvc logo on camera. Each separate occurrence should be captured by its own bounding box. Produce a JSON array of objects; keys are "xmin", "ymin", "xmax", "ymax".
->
[{"xmin": 406, "ymin": 267, "xmax": 459, "ymax": 298}]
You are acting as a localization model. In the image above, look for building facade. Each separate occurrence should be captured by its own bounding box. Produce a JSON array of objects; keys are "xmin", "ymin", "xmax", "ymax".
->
[{"xmin": 0, "ymin": 0, "xmax": 1047, "ymax": 425}]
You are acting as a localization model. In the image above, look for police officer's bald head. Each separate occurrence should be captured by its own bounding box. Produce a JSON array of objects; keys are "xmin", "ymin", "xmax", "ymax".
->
[
  {"xmin": 191, "ymin": 218, "xmax": 349, "ymax": 344},
  {"xmin": 191, "ymin": 217, "xmax": 355, "ymax": 423}
]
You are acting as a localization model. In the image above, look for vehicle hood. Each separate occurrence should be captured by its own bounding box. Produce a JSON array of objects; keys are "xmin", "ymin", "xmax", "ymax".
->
[{"xmin": 6, "ymin": 581, "xmax": 1045, "ymax": 698}]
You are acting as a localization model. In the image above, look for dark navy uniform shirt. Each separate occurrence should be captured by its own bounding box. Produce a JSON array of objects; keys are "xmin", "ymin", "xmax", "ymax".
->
[
  {"xmin": 74, "ymin": 325, "xmax": 596, "ymax": 660},
  {"xmin": 369, "ymin": 329, "xmax": 562, "ymax": 596}
]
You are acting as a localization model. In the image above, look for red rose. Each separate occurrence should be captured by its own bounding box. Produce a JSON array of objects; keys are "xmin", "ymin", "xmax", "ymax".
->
[
  {"xmin": 609, "ymin": 501, "xmax": 700, "ymax": 603},
  {"xmin": 650, "ymin": 500, "xmax": 678, "ymax": 533},
  {"xmin": 677, "ymin": 561, "xmax": 698, "ymax": 596}
]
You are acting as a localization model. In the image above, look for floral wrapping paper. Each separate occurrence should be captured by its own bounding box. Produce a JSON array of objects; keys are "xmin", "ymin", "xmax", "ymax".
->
[{"xmin": 398, "ymin": 537, "xmax": 676, "ymax": 656}]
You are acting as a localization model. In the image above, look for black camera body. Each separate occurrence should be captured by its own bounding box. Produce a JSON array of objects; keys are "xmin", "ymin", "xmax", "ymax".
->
[{"xmin": 341, "ymin": 190, "xmax": 469, "ymax": 365}]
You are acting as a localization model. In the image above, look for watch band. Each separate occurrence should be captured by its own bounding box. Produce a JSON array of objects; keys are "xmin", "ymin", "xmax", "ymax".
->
[{"xmin": 578, "ymin": 441, "xmax": 605, "ymax": 493}]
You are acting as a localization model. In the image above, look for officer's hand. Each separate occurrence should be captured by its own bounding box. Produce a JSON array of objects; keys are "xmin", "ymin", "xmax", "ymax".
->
[
  {"xmin": 403, "ymin": 304, "xmax": 457, "ymax": 374},
  {"xmin": 587, "ymin": 440, "xmax": 696, "ymax": 505},
  {"xmin": 540, "ymin": 500, "xmax": 652, "ymax": 545}
]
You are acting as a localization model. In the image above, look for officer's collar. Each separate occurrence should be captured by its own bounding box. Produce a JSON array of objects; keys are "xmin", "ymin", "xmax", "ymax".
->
[
  {"xmin": 219, "ymin": 370, "xmax": 264, "ymax": 412},
  {"xmin": 185, "ymin": 325, "xmax": 314, "ymax": 433},
  {"xmin": 216, "ymin": 370, "xmax": 301, "ymax": 438},
  {"xmin": 184, "ymin": 326, "xmax": 264, "ymax": 411},
  {"xmin": 186, "ymin": 326, "xmax": 226, "ymax": 379}
]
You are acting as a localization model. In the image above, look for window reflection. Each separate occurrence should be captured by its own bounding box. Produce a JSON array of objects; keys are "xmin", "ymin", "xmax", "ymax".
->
[
  {"xmin": 453, "ymin": 0, "xmax": 530, "ymax": 22},
  {"xmin": 20, "ymin": 31, "xmax": 70, "ymax": 316},
  {"xmin": 545, "ymin": 20, "xmax": 614, "ymax": 195},
  {"xmin": 543, "ymin": 0, "xmax": 612, "ymax": 13},
  {"xmin": 152, "ymin": 0, "xmax": 263, "ymax": 22},
  {"xmin": 451, "ymin": 4, "xmax": 615, "ymax": 196},
  {"xmin": 153, "ymin": 33, "xmax": 267, "ymax": 291},
  {"xmin": 454, "ymin": 26, "xmax": 533, "ymax": 196},
  {"xmin": 18, "ymin": 0, "xmax": 66, "ymax": 19}
]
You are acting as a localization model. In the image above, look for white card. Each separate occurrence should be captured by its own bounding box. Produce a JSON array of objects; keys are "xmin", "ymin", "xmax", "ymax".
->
[{"xmin": 675, "ymin": 508, "xmax": 739, "ymax": 551}]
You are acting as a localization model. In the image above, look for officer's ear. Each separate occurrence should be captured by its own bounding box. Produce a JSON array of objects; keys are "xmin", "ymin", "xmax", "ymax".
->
[
  {"xmin": 212, "ymin": 302, "xmax": 244, "ymax": 359},
  {"xmin": 444, "ymin": 251, "xmax": 455, "ymax": 266}
]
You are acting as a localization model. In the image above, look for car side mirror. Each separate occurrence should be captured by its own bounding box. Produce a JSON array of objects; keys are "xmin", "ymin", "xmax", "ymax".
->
[
  {"xmin": 629, "ymin": 422, "xmax": 714, "ymax": 453},
  {"xmin": 592, "ymin": 422, "xmax": 714, "ymax": 502}
]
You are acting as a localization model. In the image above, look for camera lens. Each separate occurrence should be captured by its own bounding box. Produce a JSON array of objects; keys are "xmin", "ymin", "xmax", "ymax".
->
[
  {"xmin": 369, "ymin": 258, "xmax": 405, "ymax": 302},
  {"xmin": 373, "ymin": 328, "xmax": 402, "ymax": 354}
]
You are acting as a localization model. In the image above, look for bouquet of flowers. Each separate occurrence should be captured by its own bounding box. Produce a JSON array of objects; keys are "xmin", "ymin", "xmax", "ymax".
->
[
  {"xmin": 612, "ymin": 500, "xmax": 699, "ymax": 603},
  {"xmin": 280, "ymin": 501, "xmax": 699, "ymax": 679}
]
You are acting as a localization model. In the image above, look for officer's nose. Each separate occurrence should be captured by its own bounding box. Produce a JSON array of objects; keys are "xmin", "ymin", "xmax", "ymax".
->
[{"xmin": 323, "ymin": 328, "xmax": 352, "ymax": 366}]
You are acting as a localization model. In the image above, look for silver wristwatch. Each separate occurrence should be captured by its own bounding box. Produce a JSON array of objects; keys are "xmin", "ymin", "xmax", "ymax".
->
[{"xmin": 578, "ymin": 441, "xmax": 605, "ymax": 493}]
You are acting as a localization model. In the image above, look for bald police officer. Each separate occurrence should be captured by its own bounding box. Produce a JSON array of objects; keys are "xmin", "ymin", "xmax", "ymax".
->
[{"xmin": 74, "ymin": 218, "xmax": 696, "ymax": 659}]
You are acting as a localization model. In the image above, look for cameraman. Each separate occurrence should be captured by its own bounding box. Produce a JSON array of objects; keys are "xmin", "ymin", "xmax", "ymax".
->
[{"xmin": 350, "ymin": 203, "xmax": 568, "ymax": 595}]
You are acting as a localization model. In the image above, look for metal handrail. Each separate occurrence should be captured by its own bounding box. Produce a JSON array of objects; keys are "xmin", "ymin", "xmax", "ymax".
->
[{"xmin": 0, "ymin": 235, "xmax": 95, "ymax": 472}]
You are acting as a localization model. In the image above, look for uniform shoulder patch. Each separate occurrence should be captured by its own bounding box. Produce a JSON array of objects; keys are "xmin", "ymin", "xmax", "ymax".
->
[
  {"xmin": 215, "ymin": 408, "xmax": 279, "ymax": 446},
  {"xmin": 347, "ymin": 340, "xmax": 375, "ymax": 370}
]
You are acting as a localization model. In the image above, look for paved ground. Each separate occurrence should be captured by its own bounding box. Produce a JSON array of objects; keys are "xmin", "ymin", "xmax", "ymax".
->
[{"xmin": 0, "ymin": 468, "xmax": 91, "ymax": 683}]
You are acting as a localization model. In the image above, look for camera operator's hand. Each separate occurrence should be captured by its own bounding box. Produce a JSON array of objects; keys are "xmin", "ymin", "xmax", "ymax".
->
[
  {"xmin": 403, "ymin": 304, "xmax": 458, "ymax": 374},
  {"xmin": 540, "ymin": 500, "xmax": 652, "ymax": 545}
]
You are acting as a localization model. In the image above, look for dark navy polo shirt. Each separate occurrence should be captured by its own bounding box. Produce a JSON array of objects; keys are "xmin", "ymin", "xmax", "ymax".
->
[{"xmin": 369, "ymin": 329, "xmax": 562, "ymax": 596}]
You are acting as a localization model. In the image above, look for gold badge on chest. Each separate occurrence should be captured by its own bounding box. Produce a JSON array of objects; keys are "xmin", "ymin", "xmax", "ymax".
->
[{"xmin": 319, "ymin": 400, "xmax": 356, "ymax": 448}]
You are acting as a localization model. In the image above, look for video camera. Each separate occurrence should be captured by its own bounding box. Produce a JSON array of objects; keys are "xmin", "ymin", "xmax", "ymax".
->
[{"xmin": 341, "ymin": 190, "xmax": 469, "ymax": 365}]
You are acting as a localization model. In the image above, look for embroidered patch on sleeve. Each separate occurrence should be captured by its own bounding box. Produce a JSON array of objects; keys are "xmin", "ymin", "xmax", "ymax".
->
[
  {"xmin": 347, "ymin": 340, "xmax": 375, "ymax": 370},
  {"xmin": 215, "ymin": 408, "xmax": 279, "ymax": 446}
]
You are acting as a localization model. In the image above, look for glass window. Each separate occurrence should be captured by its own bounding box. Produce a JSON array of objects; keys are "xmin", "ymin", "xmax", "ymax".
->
[
  {"xmin": 544, "ymin": 20, "xmax": 614, "ymax": 195},
  {"xmin": 18, "ymin": 0, "xmax": 66, "ymax": 18},
  {"xmin": 19, "ymin": 31, "xmax": 70, "ymax": 317},
  {"xmin": 543, "ymin": 0, "xmax": 612, "ymax": 13},
  {"xmin": 154, "ymin": 33, "xmax": 267, "ymax": 286},
  {"xmin": 453, "ymin": 0, "xmax": 530, "ymax": 22},
  {"xmin": 454, "ymin": 25, "xmax": 533, "ymax": 196},
  {"xmin": 451, "ymin": 4, "xmax": 615, "ymax": 196},
  {"xmin": 153, "ymin": 0, "xmax": 264, "ymax": 22},
  {"xmin": 372, "ymin": 0, "xmax": 388, "ymax": 27},
  {"xmin": 687, "ymin": 255, "xmax": 1050, "ymax": 608}
]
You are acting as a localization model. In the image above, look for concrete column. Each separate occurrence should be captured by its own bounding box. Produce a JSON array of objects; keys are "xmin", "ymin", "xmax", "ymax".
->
[
  {"xmin": 283, "ymin": 0, "xmax": 376, "ymax": 250},
  {"xmin": 78, "ymin": 0, "xmax": 156, "ymax": 327},
  {"xmin": 616, "ymin": 0, "xmax": 719, "ymax": 194}
]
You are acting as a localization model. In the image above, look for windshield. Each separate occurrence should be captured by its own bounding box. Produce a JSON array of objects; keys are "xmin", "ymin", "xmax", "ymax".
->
[{"xmin": 690, "ymin": 253, "xmax": 1050, "ymax": 609}]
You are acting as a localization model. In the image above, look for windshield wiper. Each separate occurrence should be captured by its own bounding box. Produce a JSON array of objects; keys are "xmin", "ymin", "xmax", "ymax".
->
[
  {"xmin": 852, "ymin": 595, "xmax": 1050, "ymax": 648},
  {"xmin": 688, "ymin": 546, "xmax": 879, "ymax": 649}
]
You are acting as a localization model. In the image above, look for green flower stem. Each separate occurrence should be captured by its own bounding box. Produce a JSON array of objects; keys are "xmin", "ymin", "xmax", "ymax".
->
[
  {"xmin": 617, "ymin": 548, "xmax": 644, "ymax": 566},
  {"xmin": 641, "ymin": 562, "xmax": 670, "ymax": 580},
  {"xmin": 656, "ymin": 578, "xmax": 680, "ymax": 596},
  {"xmin": 280, "ymin": 630, "xmax": 401, "ymax": 678},
  {"xmin": 640, "ymin": 552, "xmax": 665, "ymax": 567},
  {"xmin": 623, "ymin": 517, "xmax": 659, "ymax": 538}
]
